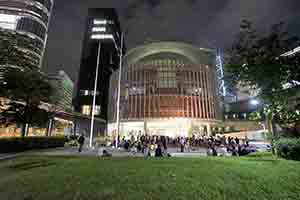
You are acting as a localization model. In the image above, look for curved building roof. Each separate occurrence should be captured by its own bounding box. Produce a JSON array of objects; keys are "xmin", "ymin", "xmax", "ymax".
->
[{"xmin": 123, "ymin": 41, "xmax": 215, "ymax": 66}]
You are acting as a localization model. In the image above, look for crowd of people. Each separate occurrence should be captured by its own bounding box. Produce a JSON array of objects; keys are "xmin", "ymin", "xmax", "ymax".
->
[
  {"xmin": 74, "ymin": 131, "xmax": 252, "ymax": 157},
  {"xmin": 115, "ymin": 134, "xmax": 251, "ymax": 157}
]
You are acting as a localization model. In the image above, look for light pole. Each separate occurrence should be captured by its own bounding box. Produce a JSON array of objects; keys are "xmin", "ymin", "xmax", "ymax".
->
[
  {"xmin": 89, "ymin": 41, "xmax": 101, "ymax": 148},
  {"xmin": 115, "ymin": 33, "xmax": 124, "ymax": 148},
  {"xmin": 88, "ymin": 19, "xmax": 118, "ymax": 148}
]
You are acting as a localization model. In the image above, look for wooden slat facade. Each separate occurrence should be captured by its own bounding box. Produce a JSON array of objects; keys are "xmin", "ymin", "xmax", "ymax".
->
[{"xmin": 118, "ymin": 62, "xmax": 220, "ymax": 121}]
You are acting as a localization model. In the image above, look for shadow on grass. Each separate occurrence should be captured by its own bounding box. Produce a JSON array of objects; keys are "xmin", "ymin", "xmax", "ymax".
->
[{"xmin": 8, "ymin": 160, "xmax": 57, "ymax": 171}]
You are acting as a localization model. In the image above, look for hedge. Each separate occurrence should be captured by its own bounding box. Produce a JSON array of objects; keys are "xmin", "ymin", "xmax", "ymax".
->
[
  {"xmin": 274, "ymin": 138, "xmax": 300, "ymax": 161},
  {"xmin": 0, "ymin": 136, "xmax": 67, "ymax": 153}
]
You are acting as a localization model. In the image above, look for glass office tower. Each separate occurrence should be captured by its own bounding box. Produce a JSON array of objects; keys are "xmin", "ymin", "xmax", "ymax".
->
[{"xmin": 74, "ymin": 8, "xmax": 124, "ymax": 122}]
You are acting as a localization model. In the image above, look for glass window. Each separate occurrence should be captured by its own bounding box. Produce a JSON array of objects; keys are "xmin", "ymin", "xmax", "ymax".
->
[
  {"xmin": 80, "ymin": 90, "xmax": 99, "ymax": 96},
  {"xmin": 26, "ymin": 4, "xmax": 49, "ymax": 24},
  {"xmin": 16, "ymin": 17, "xmax": 46, "ymax": 40},
  {"xmin": 81, "ymin": 105, "xmax": 91, "ymax": 115},
  {"xmin": 0, "ymin": 14, "xmax": 19, "ymax": 30},
  {"xmin": 35, "ymin": 0, "xmax": 52, "ymax": 11},
  {"xmin": 158, "ymin": 70, "xmax": 177, "ymax": 88},
  {"xmin": 94, "ymin": 105, "xmax": 101, "ymax": 115}
]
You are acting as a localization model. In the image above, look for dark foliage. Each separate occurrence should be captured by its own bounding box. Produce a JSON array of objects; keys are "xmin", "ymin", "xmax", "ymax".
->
[
  {"xmin": 0, "ymin": 70, "xmax": 54, "ymax": 136},
  {"xmin": 0, "ymin": 136, "xmax": 66, "ymax": 153},
  {"xmin": 274, "ymin": 137, "xmax": 300, "ymax": 161}
]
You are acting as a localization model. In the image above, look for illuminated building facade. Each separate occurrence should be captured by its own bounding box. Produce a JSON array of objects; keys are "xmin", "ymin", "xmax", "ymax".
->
[
  {"xmin": 108, "ymin": 42, "xmax": 222, "ymax": 138},
  {"xmin": 48, "ymin": 70, "xmax": 74, "ymax": 111},
  {"xmin": 0, "ymin": 0, "xmax": 53, "ymax": 78},
  {"xmin": 74, "ymin": 8, "xmax": 123, "ymax": 122}
]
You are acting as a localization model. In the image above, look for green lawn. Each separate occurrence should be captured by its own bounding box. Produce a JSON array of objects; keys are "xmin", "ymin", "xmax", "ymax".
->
[{"xmin": 0, "ymin": 154, "xmax": 300, "ymax": 200}]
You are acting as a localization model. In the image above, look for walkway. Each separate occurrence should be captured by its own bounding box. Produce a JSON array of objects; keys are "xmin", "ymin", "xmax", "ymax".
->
[
  {"xmin": 0, "ymin": 153, "xmax": 18, "ymax": 161},
  {"xmin": 1, "ymin": 146, "xmax": 231, "ymax": 159},
  {"xmin": 27, "ymin": 146, "xmax": 216, "ymax": 157}
]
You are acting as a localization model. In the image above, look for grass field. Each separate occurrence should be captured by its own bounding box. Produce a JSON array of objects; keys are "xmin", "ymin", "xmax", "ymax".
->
[{"xmin": 0, "ymin": 154, "xmax": 300, "ymax": 200}]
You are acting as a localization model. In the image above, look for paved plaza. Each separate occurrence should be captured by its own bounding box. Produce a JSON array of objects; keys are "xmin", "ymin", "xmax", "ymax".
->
[{"xmin": 20, "ymin": 146, "xmax": 231, "ymax": 157}]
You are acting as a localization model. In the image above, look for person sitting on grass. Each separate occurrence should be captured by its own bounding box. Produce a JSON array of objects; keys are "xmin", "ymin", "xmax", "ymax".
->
[
  {"xmin": 150, "ymin": 142, "xmax": 156, "ymax": 157},
  {"xmin": 232, "ymin": 146, "xmax": 238, "ymax": 156},
  {"xmin": 102, "ymin": 149, "xmax": 112, "ymax": 157}
]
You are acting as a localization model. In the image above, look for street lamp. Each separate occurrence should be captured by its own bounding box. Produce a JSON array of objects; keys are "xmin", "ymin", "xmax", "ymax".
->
[
  {"xmin": 88, "ymin": 19, "xmax": 119, "ymax": 148},
  {"xmin": 115, "ymin": 33, "xmax": 124, "ymax": 148},
  {"xmin": 250, "ymin": 99, "xmax": 259, "ymax": 106}
]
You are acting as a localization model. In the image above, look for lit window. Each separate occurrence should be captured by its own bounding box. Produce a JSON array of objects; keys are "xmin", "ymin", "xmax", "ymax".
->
[
  {"xmin": 158, "ymin": 70, "xmax": 177, "ymax": 88},
  {"xmin": 93, "ymin": 19, "xmax": 107, "ymax": 25},
  {"xmin": 80, "ymin": 90, "xmax": 99, "ymax": 96},
  {"xmin": 92, "ymin": 27, "xmax": 106, "ymax": 32},
  {"xmin": 91, "ymin": 34, "xmax": 114, "ymax": 40},
  {"xmin": 0, "ymin": 14, "xmax": 19, "ymax": 30},
  {"xmin": 82, "ymin": 105, "xmax": 91, "ymax": 115},
  {"xmin": 94, "ymin": 105, "xmax": 101, "ymax": 115}
]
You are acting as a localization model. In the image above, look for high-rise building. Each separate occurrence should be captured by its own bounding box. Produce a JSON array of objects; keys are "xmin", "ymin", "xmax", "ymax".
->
[
  {"xmin": 0, "ymin": 0, "xmax": 53, "ymax": 78},
  {"xmin": 48, "ymin": 70, "xmax": 74, "ymax": 111},
  {"xmin": 74, "ymin": 8, "xmax": 124, "ymax": 122}
]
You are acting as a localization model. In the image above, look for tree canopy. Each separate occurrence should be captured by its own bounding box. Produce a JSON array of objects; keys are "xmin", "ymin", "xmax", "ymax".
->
[
  {"xmin": 225, "ymin": 20, "xmax": 300, "ymax": 135},
  {"xmin": 0, "ymin": 70, "xmax": 54, "ymax": 137}
]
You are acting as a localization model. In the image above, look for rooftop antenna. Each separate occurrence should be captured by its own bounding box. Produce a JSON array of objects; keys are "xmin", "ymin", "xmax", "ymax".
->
[{"xmin": 216, "ymin": 49, "xmax": 227, "ymax": 97}]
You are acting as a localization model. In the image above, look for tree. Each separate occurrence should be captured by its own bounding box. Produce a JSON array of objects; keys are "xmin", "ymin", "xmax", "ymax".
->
[
  {"xmin": 0, "ymin": 28, "xmax": 54, "ymax": 137},
  {"xmin": 225, "ymin": 20, "xmax": 300, "ymax": 136},
  {"xmin": 0, "ymin": 70, "xmax": 54, "ymax": 137}
]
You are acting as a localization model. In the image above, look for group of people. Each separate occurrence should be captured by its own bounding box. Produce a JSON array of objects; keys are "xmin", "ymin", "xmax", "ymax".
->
[
  {"xmin": 120, "ymin": 135, "xmax": 168, "ymax": 157},
  {"xmin": 76, "ymin": 132, "xmax": 251, "ymax": 157},
  {"xmin": 117, "ymin": 134, "xmax": 251, "ymax": 157}
]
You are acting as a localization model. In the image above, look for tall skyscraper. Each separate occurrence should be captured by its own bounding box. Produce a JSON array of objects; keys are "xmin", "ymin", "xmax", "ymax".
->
[
  {"xmin": 48, "ymin": 70, "xmax": 74, "ymax": 111},
  {"xmin": 74, "ymin": 8, "xmax": 124, "ymax": 122},
  {"xmin": 0, "ymin": 0, "xmax": 53, "ymax": 78}
]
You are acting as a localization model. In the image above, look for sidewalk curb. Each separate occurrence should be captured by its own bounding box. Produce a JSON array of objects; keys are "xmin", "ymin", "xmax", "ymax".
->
[{"xmin": 0, "ymin": 154, "xmax": 18, "ymax": 161}]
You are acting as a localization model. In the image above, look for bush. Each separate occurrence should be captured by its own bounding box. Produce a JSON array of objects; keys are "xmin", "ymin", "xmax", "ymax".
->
[
  {"xmin": 0, "ymin": 136, "xmax": 66, "ymax": 153},
  {"xmin": 274, "ymin": 138, "xmax": 300, "ymax": 161}
]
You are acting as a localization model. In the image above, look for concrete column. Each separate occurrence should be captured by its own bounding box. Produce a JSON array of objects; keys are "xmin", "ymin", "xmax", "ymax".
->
[
  {"xmin": 207, "ymin": 123, "xmax": 212, "ymax": 136},
  {"xmin": 144, "ymin": 120, "xmax": 147, "ymax": 135}
]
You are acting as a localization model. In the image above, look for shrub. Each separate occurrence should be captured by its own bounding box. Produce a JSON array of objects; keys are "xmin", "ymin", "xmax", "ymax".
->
[
  {"xmin": 66, "ymin": 139, "xmax": 78, "ymax": 147},
  {"xmin": 0, "ymin": 136, "xmax": 66, "ymax": 153},
  {"xmin": 274, "ymin": 138, "xmax": 300, "ymax": 161}
]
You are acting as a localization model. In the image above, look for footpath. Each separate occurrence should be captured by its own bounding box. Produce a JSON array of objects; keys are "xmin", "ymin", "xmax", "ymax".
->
[
  {"xmin": 0, "ymin": 153, "xmax": 18, "ymax": 161},
  {"xmin": 0, "ymin": 146, "xmax": 230, "ymax": 160}
]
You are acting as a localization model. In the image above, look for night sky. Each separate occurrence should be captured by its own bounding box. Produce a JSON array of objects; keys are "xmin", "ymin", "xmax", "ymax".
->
[{"xmin": 43, "ymin": 0, "xmax": 300, "ymax": 82}]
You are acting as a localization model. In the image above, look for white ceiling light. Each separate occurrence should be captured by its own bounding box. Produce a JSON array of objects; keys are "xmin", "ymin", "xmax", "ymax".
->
[
  {"xmin": 91, "ymin": 34, "xmax": 114, "ymax": 40},
  {"xmin": 92, "ymin": 27, "xmax": 106, "ymax": 32},
  {"xmin": 93, "ymin": 19, "xmax": 107, "ymax": 25}
]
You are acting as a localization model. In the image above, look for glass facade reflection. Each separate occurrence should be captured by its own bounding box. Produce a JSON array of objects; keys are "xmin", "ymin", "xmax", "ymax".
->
[
  {"xmin": 0, "ymin": 0, "xmax": 53, "ymax": 75},
  {"xmin": 108, "ymin": 42, "xmax": 222, "ymax": 137}
]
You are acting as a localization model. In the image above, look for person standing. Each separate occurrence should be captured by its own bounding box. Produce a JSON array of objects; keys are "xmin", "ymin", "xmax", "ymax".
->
[
  {"xmin": 143, "ymin": 142, "xmax": 150, "ymax": 158},
  {"xmin": 180, "ymin": 137, "xmax": 185, "ymax": 153},
  {"xmin": 78, "ymin": 134, "xmax": 85, "ymax": 152},
  {"xmin": 235, "ymin": 137, "xmax": 240, "ymax": 145}
]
